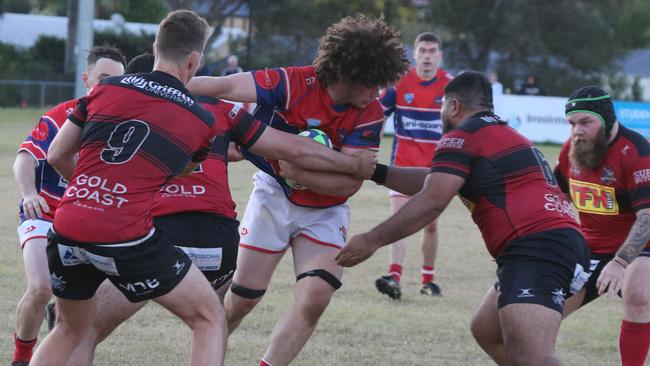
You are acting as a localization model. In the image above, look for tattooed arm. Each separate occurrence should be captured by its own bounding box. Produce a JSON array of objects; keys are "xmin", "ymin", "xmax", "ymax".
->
[
  {"xmin": 596, "ymin": 208, "xmax": 650, "ymax": 296},
  {"xmin": 616, "ymin": 208, "xmax": 650, "ymax": 264}
]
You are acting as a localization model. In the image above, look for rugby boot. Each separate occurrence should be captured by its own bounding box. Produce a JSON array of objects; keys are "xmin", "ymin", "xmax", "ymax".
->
[
  {"xmin": 420, "ymin": 282, "xmax": 443, "ymax": 297},
  {"xmin": 375, "ymin": 275, "xmax": 401, "ymax": 300}
]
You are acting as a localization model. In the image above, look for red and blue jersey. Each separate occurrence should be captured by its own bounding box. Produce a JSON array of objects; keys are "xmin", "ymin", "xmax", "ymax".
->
[
  {"xmin": 153, "ymin": 97, "xmax": 266, "ymax": 219},
  {"xmin": 243, "ymin": 65, "xmax": 384, "ymax": 208},
  {"xmin": 18, "ymin": 99, "xmax": 77, "ymax": 221},
  {"xmin": 54, "ymin": 71, "xmax": 217, "ymax": 244},
  {"xmin": 430, "ymin": 112, "xmax": 579, "ymax": 258},
  {"xmin": 381, "ymin": 67, "xmax": 452, "ymax": 168},
  {"xmin": 555, "ymin": 125, "xmax": 650, "ymax": 254}
]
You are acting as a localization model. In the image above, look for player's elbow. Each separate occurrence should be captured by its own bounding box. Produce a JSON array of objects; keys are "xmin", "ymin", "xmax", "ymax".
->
[{"xmin": 47, "ymin": 149, "xmax": 65, "ymax": 171}]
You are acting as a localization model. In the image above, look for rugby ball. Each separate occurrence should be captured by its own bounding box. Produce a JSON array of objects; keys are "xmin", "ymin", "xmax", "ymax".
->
[{"xmin": 285, "ymin": 129, "xmax": 333, "ymax": 190}]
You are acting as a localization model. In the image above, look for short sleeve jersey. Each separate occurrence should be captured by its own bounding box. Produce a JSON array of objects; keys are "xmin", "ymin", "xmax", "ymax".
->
[
  {"xmin": 244, "ymin": 65, "xmax": 384, "ymax": 208},
  {"xmin": 554, "ymin": 125, "xmax": 650, "ymax": 254},
  {"xmin": 430, "ymin": 112, "xmax": 579, "ymax": 258},
  {"xmin": 54, "ymin": 71, "xmax": 216, "ymax": 243},
  {"xmin": 381, "ymin": 67, "xmax": 452, "ymax": 168},
  {"xmin": 18, "ymin": 99, "xmax": 77, "ymax": 221},
  {"xmin": 152, "ymin": 97, "xmax": 266, "ymax": 219}
]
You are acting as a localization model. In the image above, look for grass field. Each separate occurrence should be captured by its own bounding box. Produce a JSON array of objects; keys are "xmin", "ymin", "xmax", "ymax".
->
[{"xmin": 0, "ymin": 107, "xmax": 628, "ymax": 365}]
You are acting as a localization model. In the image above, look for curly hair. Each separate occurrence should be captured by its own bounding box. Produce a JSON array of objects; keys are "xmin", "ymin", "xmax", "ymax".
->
[{"xmin": 313, "ymin": 14, "xmax": 409, "ymax": 88}]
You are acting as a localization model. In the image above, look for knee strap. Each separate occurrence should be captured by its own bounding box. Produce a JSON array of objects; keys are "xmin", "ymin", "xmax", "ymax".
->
[
  {"xmin": 296, "ymin": 269, "xmax": 342, "ymax": 290},
  {"xmin": 230, "ymin": 282, "xmax": 266, "ymax": 299}
]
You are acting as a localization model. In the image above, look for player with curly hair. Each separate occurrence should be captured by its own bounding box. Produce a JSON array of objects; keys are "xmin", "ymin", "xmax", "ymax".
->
[{"xmin": 189, "ymin": 14, "xmax": 409, "ymax": 366}]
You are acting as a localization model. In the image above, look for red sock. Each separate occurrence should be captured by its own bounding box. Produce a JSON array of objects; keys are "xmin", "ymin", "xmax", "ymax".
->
[
  {"xmin": 620, "ymin": 320, "xmax": 650, "ymax": 366},
  {"xmin": 12, "ymin": 334, "xmax": 37, "ymax": 363},
  {"xmin": 259, "ymin": 359, "xmax": 272, "ymax": 366},
  {"xmin": 421, "ymin": 265, "xmax": 435, "ymax": 285},
  {"xmin": 388, "ymin": 263, "xmax": 402, "ymax": 283}
]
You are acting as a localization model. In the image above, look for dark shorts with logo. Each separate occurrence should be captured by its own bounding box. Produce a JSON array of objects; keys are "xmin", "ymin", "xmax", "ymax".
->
[
  {"xmin": 581, "ymin": 248, "xmax": 650, "ymax": 306},
  {"xmin": 46, "ymin": 228, "xmax": 192, "ymax": 303},
  {"xmin": 154, "ymin": 212, "xmax": 239, "ymax": 290},
  {"xmin": 495, "ymin": 228, "xmax": 591, "ymax": 314}
]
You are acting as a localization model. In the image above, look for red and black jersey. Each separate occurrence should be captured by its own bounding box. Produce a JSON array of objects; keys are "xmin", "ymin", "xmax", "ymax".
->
[
  {"xmin": 153, "ymin": 97, "xmax": 266, "ymax": 219},
  {"xmin": 555, "ymin": 125, "xmax": 650, "ymax": 254},
  {"xmin": 18, "ymin": 99, "xmax": 77, "ymax": 221},
  {"xmin": 430, "ymin": 112, "xmax": 579, "ymax": 258},
  {"xmin": 380, "ymin": 67, "xmax": 453, "ymax": 168},
  {"xmin": 54, "ymin": 71, "xmax": 216, "ymax": 243},
  {"xmin": 243, "ymin": 65, "xmax": 384, "ymax": 208}
]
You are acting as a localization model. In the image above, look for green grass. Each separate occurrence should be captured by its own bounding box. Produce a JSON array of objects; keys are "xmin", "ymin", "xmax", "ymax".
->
[{"xmin": 0, "ymin": 108, "xmax": 626, "ymax": 365}]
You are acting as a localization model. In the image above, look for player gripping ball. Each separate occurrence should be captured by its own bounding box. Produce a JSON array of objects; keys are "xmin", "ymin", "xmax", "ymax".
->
[{"xmin": 285, "ymin": 129, "xmax": 332, "ymax": 189}]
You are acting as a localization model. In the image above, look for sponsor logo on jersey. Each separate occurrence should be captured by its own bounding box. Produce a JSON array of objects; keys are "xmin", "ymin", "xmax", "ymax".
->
[
  {"xmin": 601, "ymin": 166, "xmax": 617, "ymax": 184},
  {"xmin": 307, "ymin": 118, "xmax": 321, "ymax": 127},
  {"xmin": 177, "ymin": 246, "xmax": 222, "ymax": 271},
  {"xmin": 634, "ymin": 169, "xmax": 650, "ymax": 185},
  {"xmin": 173, "ymin": 260, "xmax": 186, "ymax": 275},
  {"xmin": 120, "ymin": 75, "xmax": 194, "ymax": 106},
  {"xmin": 516, "ymin": 288, "xmax": 535, "ymax": 298},
  {"xmin": 551, "ymin": 288, "xmax": 565, "ymax": 306},
  {"xmin": 50, "ymin": 273, "xmax": 66, "ymax": 291},
  {"xmin": 240, "ymin": 227, "xmax": 248, "ymax": 236},
  {"xmin": 229, "ymin": 104, "xmax": 242, "ymax": 119},
  {"xmin": 404, "ymin": 93, "xmax": 414, "ymax": 104},
  {"xmin": 401, "ymin": 117, "xmax": 442, "ymax": 134},
  {"xmin": 305, "ymin": 76, "xmax": 316, "ymax": 85},
  {"xmin": 58, "ymin": 244, "xmax": 88, "ymax": 266},
  {"xmin": 622, "ymin": 145, "xmax": 631, "ymax": 155},
  {"xmin": 24, "ymin": 225, "xmax": 37, "ymax": 235},
  {"xmin": 118, "ymin": 279, "xmax": 160, "ymax": 293},
  {"xmin": 31, "ymin": 121, "xmax": 49, "ymax": 141},
  {"xmin": 569, "ymin": 178, "xmax": 619, "ymax": 215},
  {"xmin": 255, "ymin": 69, "xmax": 281, "ymax": 90},
  {"xmin": 438, "ymin": 136, "xmax": 465, "ymax": 149}
]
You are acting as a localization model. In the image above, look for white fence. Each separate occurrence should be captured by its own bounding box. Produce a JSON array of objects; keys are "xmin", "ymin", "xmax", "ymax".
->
[{"xmin": 383, "ymin": 95, "xmax": 650, "ymax": 143}]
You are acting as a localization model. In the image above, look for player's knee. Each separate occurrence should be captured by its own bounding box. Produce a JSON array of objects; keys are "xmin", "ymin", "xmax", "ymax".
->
[
  {"xmin": 297, "ymin": 289, "xmax": 332, "ymax": 323},
  {"xmin": 25, "ymin": 281, "xmax": 52, "ymax": 304},
  {"xmin": 624, "ymin": 290, "xmax": 650, "ymax": 313},
  {"xmin": 295, "ymin": 269, "xmax": 340, "ymax": 321},
  {"xmin": 228, "ymin": 282, "xmax": 265, "ymax": 313}
]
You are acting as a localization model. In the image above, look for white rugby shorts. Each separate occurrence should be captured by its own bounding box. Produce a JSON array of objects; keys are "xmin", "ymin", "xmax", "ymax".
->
[
  {"xmin": 239, "ymin": 172, "xmax": 350, "ymax": 253},
  {"xmin": 17, "ymin": 218, "xmax": 52, "ymax": 249}
]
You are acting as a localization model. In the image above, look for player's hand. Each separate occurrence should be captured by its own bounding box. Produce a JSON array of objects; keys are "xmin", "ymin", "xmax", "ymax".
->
[
  {"xmin": 335, "ymin": 232, "xmax": 380, "ymax": 267},
  {"xmin": 22, "ymin": 193, "xmax": 49, "ymax": 220},
  {"xmin": 278, "ymin": 160, "xmax": 295, "ymax": 178},
  {"xmin": 351, "ymin": 151, "xmax": 377, "ymax": 180},
  {"xmin": 596, "ymin": 260, "xmax": 626, "ymax": 296}
]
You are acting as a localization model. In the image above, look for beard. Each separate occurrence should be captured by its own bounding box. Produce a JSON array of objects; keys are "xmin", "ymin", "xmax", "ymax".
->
[
  {"xmin": 569, "ymin": 132, "xmax": 608, "ymax": 170},
  {"xmin": 442, "ymin": 114, "xmax": 454, "ymax": 133}
]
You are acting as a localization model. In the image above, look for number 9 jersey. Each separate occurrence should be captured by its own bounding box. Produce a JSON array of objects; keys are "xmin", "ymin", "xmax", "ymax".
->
[{"xmin": 54, "ymin": 71, "xmax": 217, "ymax": 244}]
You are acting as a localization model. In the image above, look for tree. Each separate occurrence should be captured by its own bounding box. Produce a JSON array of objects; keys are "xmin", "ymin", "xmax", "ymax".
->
[{"xmin": 424, "ymin": 0, "xmax": 637, "ymax": 96}]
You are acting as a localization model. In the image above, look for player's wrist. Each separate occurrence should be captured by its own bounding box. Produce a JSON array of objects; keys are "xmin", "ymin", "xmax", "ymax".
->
[
  {"xmin": 613, "ymin": 256, "xmax": 630, "ymax": 269},
  {"xmin": 370, "ymin": 163, "xmax": 388, "ymax": 184}
]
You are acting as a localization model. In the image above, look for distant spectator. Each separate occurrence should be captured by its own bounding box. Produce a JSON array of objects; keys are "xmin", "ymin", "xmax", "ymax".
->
[
  {"xmin": 221, "ymin": 55, "xmax": 243, "ymax": 76},
  {"xmin": 518, "ymin": 74, "xmax": 546, "ymax": 96},
  {"xmin": 489, "ymin": 71, "xmax": 503, "ymax": 96}
]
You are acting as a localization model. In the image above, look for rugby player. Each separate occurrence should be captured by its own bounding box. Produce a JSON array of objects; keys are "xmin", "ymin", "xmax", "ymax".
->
[
  {"xmin": 375, "ymin": 31, "xmax": 453, "ymax": 299},
  {"xmin": 471, "ymin": 86, "xmax": 650, "ymax": 366},
  {"xmin": 336, "ymin": 71, "xmax": 591, "ymax": 366},
  {"xmin": 29, "ymin": 10, "xmax": 229, "ymax": 365},
  {"xmin": 189, "ymin": 14, "xmax": 409, "ymax": 366},
  {"xmin": 10, "ymin": 44, "xmax": 125, "ymax": 366},
  {"xmin": 64, "ymin": 49, "xmax": 376, "ymax": 365}
]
